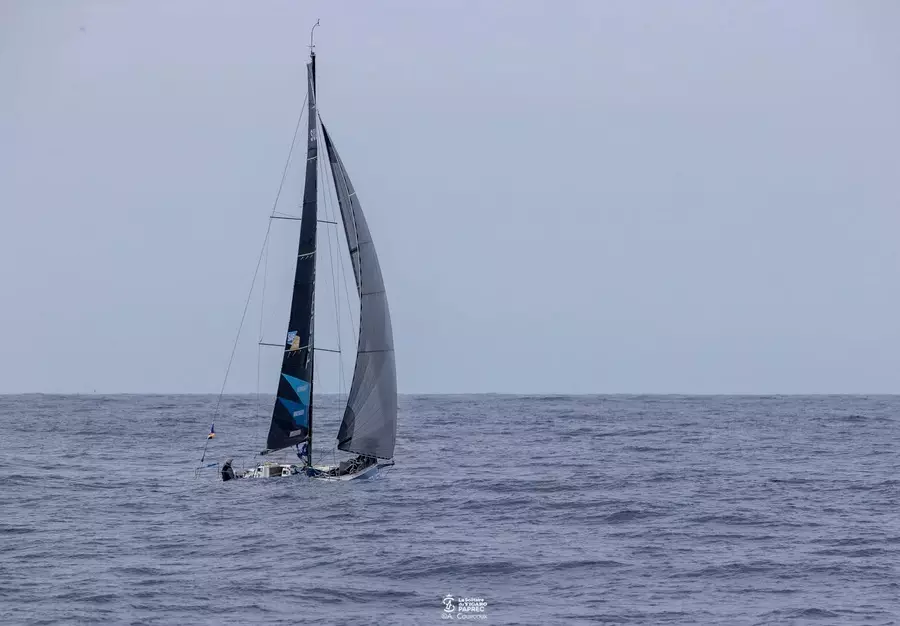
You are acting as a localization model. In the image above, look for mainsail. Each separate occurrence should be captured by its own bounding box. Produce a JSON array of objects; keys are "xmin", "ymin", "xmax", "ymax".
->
[
  {"xmin": 322, "ymin": 123, "xmax": 398, "ymax": 460},
  {"xmin": 265, "ymin": 53, "xmax": 319, "ymax": 453}
]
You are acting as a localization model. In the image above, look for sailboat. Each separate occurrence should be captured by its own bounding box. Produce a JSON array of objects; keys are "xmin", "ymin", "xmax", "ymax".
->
[{"xmin": 206, "ymin": 24, "xmax": 397, "ymax": 482}]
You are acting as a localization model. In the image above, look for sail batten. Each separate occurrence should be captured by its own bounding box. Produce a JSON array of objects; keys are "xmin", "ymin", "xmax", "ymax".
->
[
  {"xmin": 264, "ymin": 55, "xmax": 319, "ymax": 455},
  {"xmin": 322, "ymin": 122, "xmax": 398, "ymax": 460}
]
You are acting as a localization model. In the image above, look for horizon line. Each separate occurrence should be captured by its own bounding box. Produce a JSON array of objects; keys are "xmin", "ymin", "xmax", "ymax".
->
[{"xmin": 1, "ymin": 391, "xmax": 899, "ymax": 397}]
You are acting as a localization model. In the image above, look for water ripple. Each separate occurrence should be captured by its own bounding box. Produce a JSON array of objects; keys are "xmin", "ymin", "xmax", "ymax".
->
[{"xmin": 0, "ymin": 393, "xmax": 897, "ymax": 624}]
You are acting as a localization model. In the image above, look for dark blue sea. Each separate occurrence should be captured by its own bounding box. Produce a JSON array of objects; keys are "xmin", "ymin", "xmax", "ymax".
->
[{"xmin": 0, "ymin": 394, "xmax": 898, "ymax": 625}]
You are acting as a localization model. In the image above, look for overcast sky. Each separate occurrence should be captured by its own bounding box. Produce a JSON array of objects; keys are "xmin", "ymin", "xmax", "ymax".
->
[{"xmin": 1, "ymin": 0, "xmax": 899, "ymax": 394}]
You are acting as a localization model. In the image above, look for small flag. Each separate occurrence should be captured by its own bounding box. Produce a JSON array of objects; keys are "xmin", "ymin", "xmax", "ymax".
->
[
  {"xmin": 296, "ymin": 442, "xmax": 308, "ymax": 460},
  {"xmin": 207, "ymin": 423, "xmax": 215, "ymax": 439}
]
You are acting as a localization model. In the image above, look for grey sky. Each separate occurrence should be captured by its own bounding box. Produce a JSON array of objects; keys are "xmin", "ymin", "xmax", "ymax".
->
[{"xmin": 1, "ymin": 1, "xmax": 899, "ymax": 394}]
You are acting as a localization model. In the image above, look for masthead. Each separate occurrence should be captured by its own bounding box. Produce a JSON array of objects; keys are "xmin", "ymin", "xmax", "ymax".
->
[{"xmin": 309, "ymin": 19, "xmax": 320, "ymax": 56}]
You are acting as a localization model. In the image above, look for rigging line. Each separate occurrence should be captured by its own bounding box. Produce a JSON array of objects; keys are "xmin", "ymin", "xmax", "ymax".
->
[
  {"xmin": 256, "ymin": 92, "xmax": 309, "ymax": 450},
  {"xmin": 319, "ymin": 125, "xmax": 359, "ymax": 416},
  {"xmin": 270, "ymin": 92, "xmax": 308, "ymax": 219},
  {"xmin": 317, "ymin": 123, "xmax": 352, "ymax": 418},
  {"xmin": 337, "ymin": 138, "xmax": 366, "ymax": 415},
  {"xmin": 320, "ymin": 139, "xmax": 347, "ymax": 420},
  {"xmin": 327, "ymin": 174, "xmax": 351, "ymax": 408},
  {"xmin": 316, "ymin": 122, "xmax": 346, "ymax": 402},
  {"xmin": 201, "ymin": 92, "xmax": 308, "ymax": 469},
  {"xmin": 317, "ymin": 125, "xmax": 340, "ymax": 346},
  {"xmin": 320, "ymin": 117, "xmax": 360, "ymax": 343},
  {"xmin": 256, "ymin": 234, "xmax": 269, "ymax": 427},
  {"xmin": 311, "ymin": 347, "xmax": 325, "ymax": 463},
  {"xmin": 329, "ymin": 160, "xmax": 352, "ymax": 408},
  {"xmin": 208, "ymin": 219, "xmax": 271, "ymax": 439},
  {"xmin": 328, "ymin": 144, "xmax": 362, "ymax": 345}
]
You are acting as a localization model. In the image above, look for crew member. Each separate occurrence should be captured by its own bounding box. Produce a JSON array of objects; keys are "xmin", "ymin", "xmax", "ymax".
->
[{"xmin": 221, "ymin": 459, "xmax": 235, "ymax": 481}]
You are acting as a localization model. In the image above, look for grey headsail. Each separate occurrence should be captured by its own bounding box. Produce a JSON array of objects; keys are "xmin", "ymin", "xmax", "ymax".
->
[
  {"xmin": 322, "ymin": 123, "xmax": 397, "ymax": 459},
  {"xmin": 265, "ymin": 53, "xmax": 319, "ymax": 454}
]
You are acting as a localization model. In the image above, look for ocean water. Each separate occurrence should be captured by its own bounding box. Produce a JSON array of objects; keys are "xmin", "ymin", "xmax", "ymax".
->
[{"xmin": 0, "ymin": 394, "xmax": 897, "ymax": 625}]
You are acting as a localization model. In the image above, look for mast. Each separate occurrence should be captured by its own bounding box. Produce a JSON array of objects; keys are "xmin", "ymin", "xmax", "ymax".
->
[
  {"xmin": 263, "ymin": 23, "xmax": 320, "ymax": 456},
  {"xmin": 305, "ymin": 19, "xmax": 319, "ymax": 464}
]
